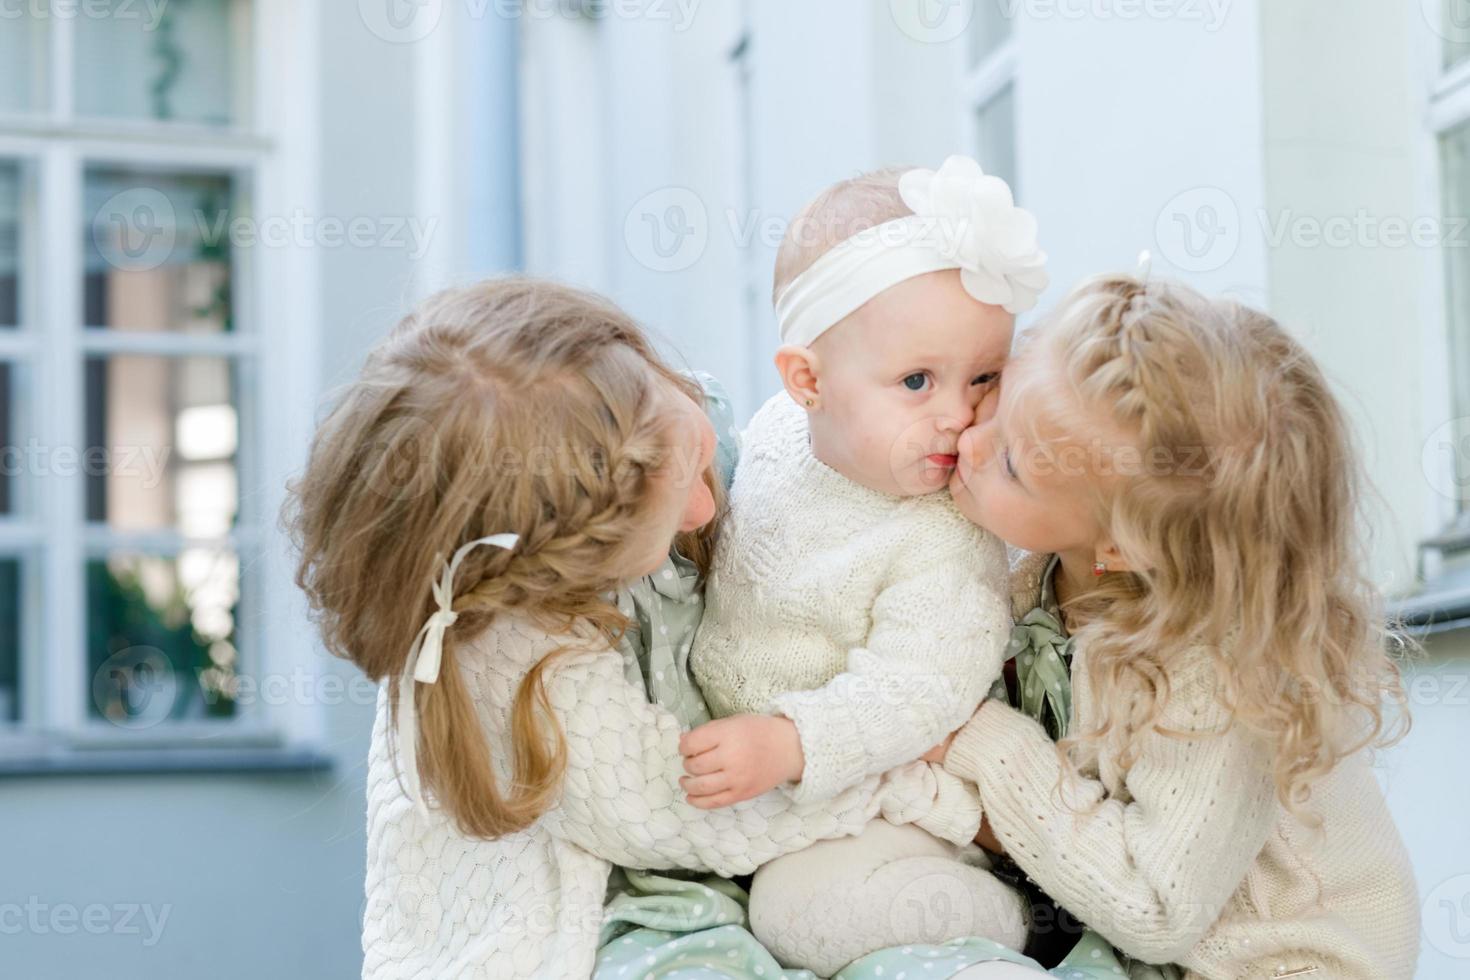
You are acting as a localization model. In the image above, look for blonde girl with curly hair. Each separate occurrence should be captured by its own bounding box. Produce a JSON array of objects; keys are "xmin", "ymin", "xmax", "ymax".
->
[
  {"xmin": 286, "ymin": 277, "xmax": 970, "ymax": 980},
  {"xmin": 927, "ymin": 273, "xmax": 1421, "ymax": 979}
]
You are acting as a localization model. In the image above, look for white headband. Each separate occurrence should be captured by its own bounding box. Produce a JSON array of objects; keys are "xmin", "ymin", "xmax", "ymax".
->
[{"xmin": 776, "ymin": 155, "xmax": 1049, "ymax": 348}]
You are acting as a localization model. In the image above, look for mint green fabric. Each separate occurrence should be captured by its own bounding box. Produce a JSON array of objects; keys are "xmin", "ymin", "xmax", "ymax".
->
[
  {"xmin": 1010, "ymin": 554, "xmax": 1074, "ymax": 741},
  {"xmin": 596, "ymin": 372, "xmax": 810, "ymax": 976},
  {"xmin": 592, "ymin": 384, "xmax": 1138, "ymax": 979}
]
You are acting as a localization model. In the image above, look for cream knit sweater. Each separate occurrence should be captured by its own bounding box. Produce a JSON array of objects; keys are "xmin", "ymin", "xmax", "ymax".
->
[
  {"xmin": 691, "ymin": 392, "xmax": 1011, "ymax": 839},
  {"xmin": 362, "ymin": 614, "xmax": 965, "ymax": 980},
  {"xmin": 942, "ymin": 550, "xmax": 1421, "ymax": 980}
]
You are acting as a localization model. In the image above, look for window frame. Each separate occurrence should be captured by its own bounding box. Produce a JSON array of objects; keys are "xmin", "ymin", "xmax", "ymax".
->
[
  {"xmin": 1420, "ymin": 3, "xmax": 1470, "ymax": 570},
  {"xmin": 960, "ymin": 1, "xmax": 1019, "ymax": 193},
  {"xmin": 0, "ymin": 0, "xmax": 322, "ymax": 756}
]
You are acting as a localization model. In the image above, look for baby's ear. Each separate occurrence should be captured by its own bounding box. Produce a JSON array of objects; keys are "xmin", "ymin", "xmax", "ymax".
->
[{"xmin": 774, "ymin": 345, "xmax": 822, "ymax": 411}]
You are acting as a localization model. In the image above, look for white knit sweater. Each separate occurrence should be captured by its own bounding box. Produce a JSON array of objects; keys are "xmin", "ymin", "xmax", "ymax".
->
[
  {"xmin": 362, "ymin": 614, "xmax": 964, "ymax": 980},
  {"xmin": 691, "ymin": 392, "xmax": 1011, "ymax": 840},
  {"xmin": 943, "ymin": 550, "xmax": 1421, "ymax": 980}
]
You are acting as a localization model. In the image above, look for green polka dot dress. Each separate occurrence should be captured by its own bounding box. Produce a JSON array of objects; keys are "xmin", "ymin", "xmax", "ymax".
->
[{"xmin": 593, "ymin": 379, "xmax": 1161, "ymax": 979}]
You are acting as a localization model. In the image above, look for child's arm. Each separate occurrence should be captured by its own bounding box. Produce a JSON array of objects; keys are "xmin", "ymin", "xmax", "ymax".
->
[
  {"xmin": 752, "ymin": 529, "xmax": 1009, "ymax": 806},
  {"xmin": 680, "ymin": 714, "xmax": 986, "ymax": 846},
  {"xmin": 942, "ymin": 647, "xmax": 1278, "ymax": 965},
  {"xmin": 539, "ymin": 644, "xmax": 958, "ymax": 878}
]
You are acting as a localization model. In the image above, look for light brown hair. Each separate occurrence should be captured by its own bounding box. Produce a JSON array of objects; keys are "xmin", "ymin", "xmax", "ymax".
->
[
  {"xmin": 285, "ymin": 277, "xmax": 721, "ymax": 838},
  {"xmin": 1021, "ymin": 274, "xmax": 1410, "ymax": 820}
]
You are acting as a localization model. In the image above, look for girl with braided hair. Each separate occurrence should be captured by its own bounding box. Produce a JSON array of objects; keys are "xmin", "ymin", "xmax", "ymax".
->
[
  {"xmin": 285, "ymin": 277, "xmax": 973, "ymax": 980},
  {"xmin": 931, "ymin": 273, "xmax": 1421, "ymax": 979}
]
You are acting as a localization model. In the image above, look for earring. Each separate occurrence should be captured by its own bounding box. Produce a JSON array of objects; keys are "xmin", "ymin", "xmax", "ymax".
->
[
  {"xmin": 1092, "ymin": 561, "xmax": 1107, "ymax": 576},
  {"xmin": 804, "ymin": 398, "xmax": 814, "ymax": 407}
]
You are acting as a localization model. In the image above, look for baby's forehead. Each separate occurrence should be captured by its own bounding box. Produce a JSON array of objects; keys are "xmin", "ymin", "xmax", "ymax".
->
[{"xmin": 845, "ymin": 313, "xmax": 1012, "ymax": 367}]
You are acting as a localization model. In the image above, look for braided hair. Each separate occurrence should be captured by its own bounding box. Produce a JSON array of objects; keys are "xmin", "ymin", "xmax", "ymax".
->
[
  {"xmin": 1021, "ymin": 274, "xmax": 1409, "ymax": 822},
  {"xmin": 286, "ymin": 276, "xmax": 722, "ymax": 838}
]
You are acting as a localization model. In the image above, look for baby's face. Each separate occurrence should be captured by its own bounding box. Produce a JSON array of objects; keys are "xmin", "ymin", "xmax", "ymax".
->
[{"xmin": 809, "ymin": 270, "xmax": 1013, "ymax": 496}]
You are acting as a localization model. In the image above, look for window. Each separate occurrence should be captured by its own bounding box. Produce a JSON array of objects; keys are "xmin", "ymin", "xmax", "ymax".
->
[
  {"xmin": 1426, "ymin": 0, "xmax": 1470, "ymax": 580},
  {"xmin": 964, "ymin": 0, "xmax": 1019, "ymax": 193},
  {"xmin": 0, "ymin": 159, "xmax": 29, "ymax": 723},
  {"xmin": 0, "ymin": 0, "xmax": 282, "ymax": 746},
  {"xmin": 1440, "ymin": 122, "xmax": 1470, "ymax": 523}
]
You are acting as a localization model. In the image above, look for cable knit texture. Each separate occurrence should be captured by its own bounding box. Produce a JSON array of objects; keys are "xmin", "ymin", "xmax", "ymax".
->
[
  {"xmin": 362, "ymin": 613, "xmax": 961, "ymax": 980},
  {"xmin": 691, "ymin": 392, "xmax": 1011, "ymax": 846},
  {"xmin": 942, "ymin": 549, "xmax": 1421, "ymax": 980}
]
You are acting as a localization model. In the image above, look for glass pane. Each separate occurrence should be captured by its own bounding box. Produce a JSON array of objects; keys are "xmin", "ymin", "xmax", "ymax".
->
[
  {"xmin": 84, "ymin": 355, "xmax": 239, "ymax": 534},
  {"xmin": 74, "ymin": 0, "xmax": 245, "ymax": 126},
  {"xmin": 88, "ymin": 549, "xmax": 240, "ymax": 726},
  {"xmin": 85, "ymin": 168, "xmax": 234, "ymax": 333},
  {"xmin": 0, "ymin": 12, "xmax": 46, "ymax": 115},
  {"xmin": 1, "ymin": 361, "xmax": 16, "ymax": 516},
  {"xmin": 976, "ymin": 84, "xmax": 1018, "ymax": 196},
  {"xmin": 969, "ymin": 0, "xmax": 1015, "ymax": 67},
  {"xmin": 0, "ymin": 160, "xmax": 18, "ymax": 328},
  {"xmin": 0, "ymin": 557, "xmax": 19, "ymax": 723},
  {"xmin": 1441, "ymin": 121, "xmax": 1470, "ymax": 513}
]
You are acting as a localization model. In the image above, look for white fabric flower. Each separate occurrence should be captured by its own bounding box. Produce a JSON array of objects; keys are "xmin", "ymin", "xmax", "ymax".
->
[{"xmin": 898, "ymin": 155, "xmax": 1049, "ymax": 314}]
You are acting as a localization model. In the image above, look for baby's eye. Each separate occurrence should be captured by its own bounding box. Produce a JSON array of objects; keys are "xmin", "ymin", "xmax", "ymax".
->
[
  {"xmin": 972, "ymin": 371, "xmax": 1001, "ymax": 386},
  {"xmin": 902, "ymin": 372, "xmax": 931, "ymax": 392}
]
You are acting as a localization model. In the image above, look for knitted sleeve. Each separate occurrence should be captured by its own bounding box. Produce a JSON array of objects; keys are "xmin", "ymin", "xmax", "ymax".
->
[
  {"xmin": 942, "ymin": 649, "xmax": 1279, "ymax": 965},
  {"xmin": 769, "ymin": 520, "xmax": 1010, "ymax": 810},
  {"xmin": 540, "ymin": 645, "xmax": 954, "ymax": 876}
]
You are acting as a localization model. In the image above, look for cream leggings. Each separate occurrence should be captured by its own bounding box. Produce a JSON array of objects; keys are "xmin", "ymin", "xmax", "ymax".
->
[{"xmin": 747, "ymin": 817, "xmax": 1031, "ymax": 978}]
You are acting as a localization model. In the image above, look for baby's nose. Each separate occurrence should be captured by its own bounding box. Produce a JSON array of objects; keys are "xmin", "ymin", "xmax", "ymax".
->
[{"xmin": 934, "ymin": 394, "xmax": 976, "ymax": 433}]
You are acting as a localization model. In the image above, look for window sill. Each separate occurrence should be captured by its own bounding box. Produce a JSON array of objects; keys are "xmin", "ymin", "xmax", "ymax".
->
[
  {"xmin": 0, "ymin": 744, "xmax": 335, "ymax": 778},
  {"xmin": 1390, "ymin": 562, "xmax": 1470, "ymax": 636}
]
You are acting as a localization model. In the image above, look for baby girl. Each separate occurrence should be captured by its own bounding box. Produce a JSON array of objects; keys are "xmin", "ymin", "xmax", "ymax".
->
[{"xmin": 679, "ymin": 156, "xmax": 1050, "ymax": 975}]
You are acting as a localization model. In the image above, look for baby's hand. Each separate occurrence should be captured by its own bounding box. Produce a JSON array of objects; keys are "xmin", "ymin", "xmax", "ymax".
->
[{"xmin": 678, "ymin": 715, "xmax": 805, "ymax": 809}]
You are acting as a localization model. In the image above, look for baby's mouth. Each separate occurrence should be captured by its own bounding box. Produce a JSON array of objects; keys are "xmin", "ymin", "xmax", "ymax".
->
[{"xmin": 925, "ymin": 452, "xmax": 960, "ymax": 468}]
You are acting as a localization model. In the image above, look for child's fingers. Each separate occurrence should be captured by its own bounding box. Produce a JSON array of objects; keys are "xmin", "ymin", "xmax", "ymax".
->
[
  {"xmin": 678, "ymin": 724, "xmax": 720, "ymax": 758},
  {"xmin": 687, "ymin": 790, "xmax": 742, "ymax": 810},
  {"xmin": 682, "ymin": 749, "xmax": 723, "ymax": 776},
  {"xmin": 679, "ymin": 772, "xmax": 730, "ymax": 799}
]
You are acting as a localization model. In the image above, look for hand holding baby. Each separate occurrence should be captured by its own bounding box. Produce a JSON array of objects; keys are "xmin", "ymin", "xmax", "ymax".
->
[{"xmin": 678, "ymin": 715, "xmax": 805, "ymax": 809}]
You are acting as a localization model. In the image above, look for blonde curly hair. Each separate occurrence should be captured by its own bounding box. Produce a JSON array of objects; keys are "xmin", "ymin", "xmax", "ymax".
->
[
  {"xmin": 1019, "ymin": 274, "xmax": 1411, "ymax": 822},
  {"xmin": 285, "ymin": 277, "xmax": 721, "ymax": 839}
]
